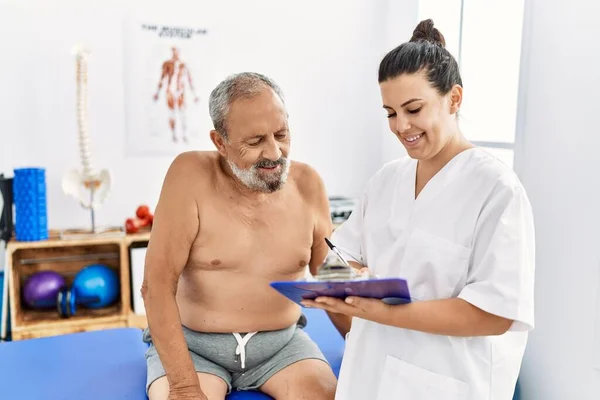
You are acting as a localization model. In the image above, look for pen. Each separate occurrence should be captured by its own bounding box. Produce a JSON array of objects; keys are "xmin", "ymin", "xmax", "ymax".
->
[{"xmin": 324, "ymin": 238, "xmax": 351, "ymax": 267}]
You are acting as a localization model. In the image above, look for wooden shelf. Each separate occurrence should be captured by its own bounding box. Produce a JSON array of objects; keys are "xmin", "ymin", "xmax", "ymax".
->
[
  {"xmin": 4, "ymin": 232, "xmax": 151, "ymax": 340},
  {"xmin": 128, "ymin": 313, "xmax": 148, "ymax": 330},
  {"xmin": 19, "ymin": 303, "xmax": 122, "ymax": 326},
  {"xmin": 11, "ymin": 318, "xmax": 127, "ymax": 341}
]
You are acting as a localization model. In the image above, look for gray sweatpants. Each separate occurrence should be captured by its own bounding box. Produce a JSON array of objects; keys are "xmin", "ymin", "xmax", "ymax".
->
[{"xmin": 143, "ymin": 314, "xmax": 328, "ymax": 394}]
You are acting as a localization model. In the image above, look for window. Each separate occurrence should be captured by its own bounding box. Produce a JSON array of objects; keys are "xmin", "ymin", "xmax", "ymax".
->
[{"xmin": 418, "ymin": 0, "xmax": 525, "ymax": 168}]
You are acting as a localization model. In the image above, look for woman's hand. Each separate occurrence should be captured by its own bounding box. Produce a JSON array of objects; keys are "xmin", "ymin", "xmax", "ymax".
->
[
  {"xmin": 301, "ymin": 295, "xmax": 392, "ymax": 325},
  {"xmin": 302, "ymin": 267, "xmax": 391, "ymax": 323}
]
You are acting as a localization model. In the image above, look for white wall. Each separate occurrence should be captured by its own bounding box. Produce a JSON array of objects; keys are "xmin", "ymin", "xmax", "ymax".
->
[
  {"xmin": 514, "ymin": 0, "xmax": 600, "ymax": 398},
  {"xmin": 379, "ymin": 0, "xmax": 418, "ymax": 164},
  {"xmin": 0, "ymin": 0, "xmax": 395, "ymax": 231}
]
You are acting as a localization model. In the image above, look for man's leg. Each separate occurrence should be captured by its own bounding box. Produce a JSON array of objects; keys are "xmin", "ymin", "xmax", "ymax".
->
[
  {"xmin": 148, "ymin": 373, "xmax": 228, "ymax": 400},
  {"xmin": 144, "ymin": 328, "xmax": 233, "ymax": 400},
  {"xmin": 232, "ymin": 323, "xmax": 337, "ymax": 400},
  {"xmin": 259, "ymin": 359, "xmax": 337, "ymax": 400}
]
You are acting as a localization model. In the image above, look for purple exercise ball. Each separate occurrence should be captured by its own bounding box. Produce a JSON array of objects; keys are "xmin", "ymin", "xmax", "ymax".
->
[{"xmin": 23, "ymin": 271, "xmax": 66, "ymax": 308}]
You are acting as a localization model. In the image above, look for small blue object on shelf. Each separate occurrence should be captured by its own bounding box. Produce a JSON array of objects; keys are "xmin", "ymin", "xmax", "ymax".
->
[
  {"xmin": 0, "ymin": 271, "xmax": 11, "ymax": 341},
  {"xmin": 12, "ymin": 167, "xmax": 48, "ymax": 242}
]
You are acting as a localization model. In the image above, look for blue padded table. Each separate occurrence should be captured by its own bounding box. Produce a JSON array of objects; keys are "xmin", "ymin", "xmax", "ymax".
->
[
  {"xmin": 0, "ymin": 308, "xmax": 345, "ymax": 400},
  {"xmin": 0, "ymin": 327, "xmax": 148, "ymax": 400}
]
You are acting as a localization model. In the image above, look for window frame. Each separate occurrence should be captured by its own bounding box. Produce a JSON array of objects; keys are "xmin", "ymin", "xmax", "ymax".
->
[{"xmin": 418, "ymin": 0, "xmax": 526, "ymax": 162}]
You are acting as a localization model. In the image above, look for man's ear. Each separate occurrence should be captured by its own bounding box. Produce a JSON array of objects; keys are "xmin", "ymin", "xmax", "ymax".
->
[
  {"xmin": 210, "ymin": 130, "xmax": 228, "ymax": 157},
  {"xmin": 449, "ymin": 84, "xmax": 463, "ymax": 115}
]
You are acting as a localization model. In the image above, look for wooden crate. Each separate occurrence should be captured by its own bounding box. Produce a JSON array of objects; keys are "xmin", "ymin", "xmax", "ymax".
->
[
  {"xmin": 5, "ymin": 232, "xmax": 151, "ymax": 340},
  {"xmin": 11, "ymin": 320, "xmax": 127, "ymax": 341},
  {"xmin": 128, "ymin": 313, "xmax": 148, "ymax": 330}
]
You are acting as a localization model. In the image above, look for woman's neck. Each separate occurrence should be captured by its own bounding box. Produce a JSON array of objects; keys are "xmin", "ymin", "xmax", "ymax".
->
[
  {"xmin": 414, "ymin": 131, "xmax": 473, "ymax": 199},
  {"xmin": 421, "ymin": 131, "xmax": 473, "ymax": 173}
]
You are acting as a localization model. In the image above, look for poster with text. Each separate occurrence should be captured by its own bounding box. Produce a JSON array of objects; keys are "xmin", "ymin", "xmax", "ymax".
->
[{"xmin": 124, "ymin": 18, "xmax": 216, "ymax": 156}]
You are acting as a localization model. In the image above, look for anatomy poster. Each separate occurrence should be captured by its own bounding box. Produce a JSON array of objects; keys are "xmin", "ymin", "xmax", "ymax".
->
[{"xmin": 124, "ymin": 18, "xmax": 216, "ymax": 156}]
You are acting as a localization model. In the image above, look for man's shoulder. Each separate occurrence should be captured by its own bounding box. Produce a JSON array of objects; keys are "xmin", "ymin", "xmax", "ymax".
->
[
  {"xmin": 168, "ymin": 151, "xmax": 219, "ymax": 180},
  {"xmin": 172, "ymin": 150, "xmax": 218, "ymax": 165},
  {"xmin": 289, "ymin": 160, "xmax": 326, "ymax": 199},
  {"xmin": 290, "ymin": 159, "xmax": 320, "ymax": 179}
]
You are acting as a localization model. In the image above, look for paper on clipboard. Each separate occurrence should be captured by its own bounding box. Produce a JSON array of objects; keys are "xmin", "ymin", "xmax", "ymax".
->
[{"xmin": 270, "ymin": 278, "xmax": 411, "ymax": 306}]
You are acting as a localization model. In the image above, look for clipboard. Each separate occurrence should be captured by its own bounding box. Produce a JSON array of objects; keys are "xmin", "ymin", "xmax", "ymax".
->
[{"xmin": 270, "ymin": 278, "xmax": 411, "ymax": 306}]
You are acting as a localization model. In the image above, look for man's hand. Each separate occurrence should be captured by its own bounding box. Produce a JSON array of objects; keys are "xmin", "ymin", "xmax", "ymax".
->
[{"xmin": 168, "ymin": 385, "xmax": 208, "ymax": 400}]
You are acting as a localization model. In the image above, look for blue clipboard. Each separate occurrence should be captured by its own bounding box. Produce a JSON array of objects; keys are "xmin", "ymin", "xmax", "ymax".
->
[{"xmin": 270, "ymin": 278, "xmax": 411, "ymax": 306}]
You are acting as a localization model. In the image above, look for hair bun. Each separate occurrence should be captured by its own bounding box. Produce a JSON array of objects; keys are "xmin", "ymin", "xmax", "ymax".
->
[{"xmin": 410, "ymin": 19, "xmax": 446, "ymax": 48}]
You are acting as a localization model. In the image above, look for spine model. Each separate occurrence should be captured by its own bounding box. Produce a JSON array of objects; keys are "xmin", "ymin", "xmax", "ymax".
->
[
  {"xmin": 61, "ymin": 45, "xmax": 112, "ymax": 233},
  {"xmin": 74, "ymin": 48, "xmax": 95, "ymax": 180}
]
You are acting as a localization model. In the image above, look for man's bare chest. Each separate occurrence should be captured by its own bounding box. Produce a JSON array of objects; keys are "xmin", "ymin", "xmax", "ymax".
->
[{"xmin": 191, "ymin": 200, "xmax": 315, "ymax": 275}]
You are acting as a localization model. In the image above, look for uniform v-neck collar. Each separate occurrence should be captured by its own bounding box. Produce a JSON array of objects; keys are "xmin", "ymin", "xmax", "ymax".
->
[
  {"xmin": 389, "ymin": 148, "xmax": 478, "ymax": 233},
  {"xmin": 415, "ymin": 148, "xmax": 477, "ymax": 201}
]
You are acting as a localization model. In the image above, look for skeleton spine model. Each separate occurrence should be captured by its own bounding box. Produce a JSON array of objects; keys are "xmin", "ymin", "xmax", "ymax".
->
[
  {"xmin": 61, "ymin": 45, "xmax": 112, "ymax": 233},
  {"xmin": 75, "ymin": 49, "xmax": 94, "ymax": 179}
]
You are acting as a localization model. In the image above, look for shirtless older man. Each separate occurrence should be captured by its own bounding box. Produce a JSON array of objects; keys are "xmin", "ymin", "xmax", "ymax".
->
[{"xmin": 141, "ymin": 72, "xmax": 337, "ymax": 400}]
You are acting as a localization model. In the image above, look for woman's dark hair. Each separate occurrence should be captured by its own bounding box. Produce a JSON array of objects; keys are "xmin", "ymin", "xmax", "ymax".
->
[{"xmin": 378, "ymin": 19, "xmax": 462, "ymax": 95}]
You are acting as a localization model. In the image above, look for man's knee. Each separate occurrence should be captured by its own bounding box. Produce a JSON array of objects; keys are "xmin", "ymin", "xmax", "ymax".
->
[
  {"xmin": 260, "ymin": 359, "xmax": 337, "ymax": 399},
  {"xmin": 302, "ymin": 372, "xmax": 337, "ymax": 399},
  {"xmin": 147, "ymin": 376, "xmax": 169, "ymax": 400},
  {"xmin": 284, "ymin": 373, "xmax": 337, "ymax": 400},
  {"xmin": 148, "ymin": 373, "xmax": 228, "ymax": 400}
]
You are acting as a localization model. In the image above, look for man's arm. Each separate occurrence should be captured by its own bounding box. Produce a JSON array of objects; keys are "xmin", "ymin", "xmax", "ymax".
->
[
  {"xmin": 141, "ymin": 152, "xmax": 202, "ymax": 394},
  {"xmin": 303, "ymin": 167, "xmax": 354, "ymax": 337},
  {"xmin": 306, "ymin": 166, "xmax": 332, "ymax": 276}
]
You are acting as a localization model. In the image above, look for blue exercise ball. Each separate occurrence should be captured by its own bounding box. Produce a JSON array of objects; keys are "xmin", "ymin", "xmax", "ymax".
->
[{"xmin": 73, "ymin": 264, "xmax": 119, "ymax": 308}]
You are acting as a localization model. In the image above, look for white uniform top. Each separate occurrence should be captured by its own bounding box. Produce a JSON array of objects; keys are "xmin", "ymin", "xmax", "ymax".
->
[{"xmin": 332, "ymin": 148, "xmax": 535, "ymax": 400}]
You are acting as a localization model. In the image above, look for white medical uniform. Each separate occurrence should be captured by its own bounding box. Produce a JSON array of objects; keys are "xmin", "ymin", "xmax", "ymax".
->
[{"xmin": 332, "ymin": 148, "xmax": 535, "ymax": 400}]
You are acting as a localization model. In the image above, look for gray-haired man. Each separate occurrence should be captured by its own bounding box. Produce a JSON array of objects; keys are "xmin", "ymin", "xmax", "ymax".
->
[{"xmin": 141, "ymin": 72, "xmax": 337, "ymax": 400}]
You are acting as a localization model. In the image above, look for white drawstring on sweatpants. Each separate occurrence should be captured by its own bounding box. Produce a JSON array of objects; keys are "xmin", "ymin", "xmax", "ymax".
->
[{"xmin": 232, "ymin": 332, "xmax": 258, "ymax": 369}]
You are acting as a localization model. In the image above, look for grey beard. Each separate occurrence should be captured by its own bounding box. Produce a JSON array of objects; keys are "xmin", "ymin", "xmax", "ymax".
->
[{"xmin": 228, "ymin": 157, "xmax": 291, "ymax": 193}]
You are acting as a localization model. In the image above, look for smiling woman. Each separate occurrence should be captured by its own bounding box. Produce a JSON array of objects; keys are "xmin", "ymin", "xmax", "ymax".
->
[
  {"xmin": 307, "ymin": 19, "xmax": 535, "ymax": 400},
  {"xmin": 378, "ymin": 19, "xmax": 470, "ymax": 197}
]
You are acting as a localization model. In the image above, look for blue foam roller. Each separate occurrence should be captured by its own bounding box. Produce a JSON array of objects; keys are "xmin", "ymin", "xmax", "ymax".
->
[{"xmin": 13, "ymin": 168, "xmax": 48, "ymax": 241}]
